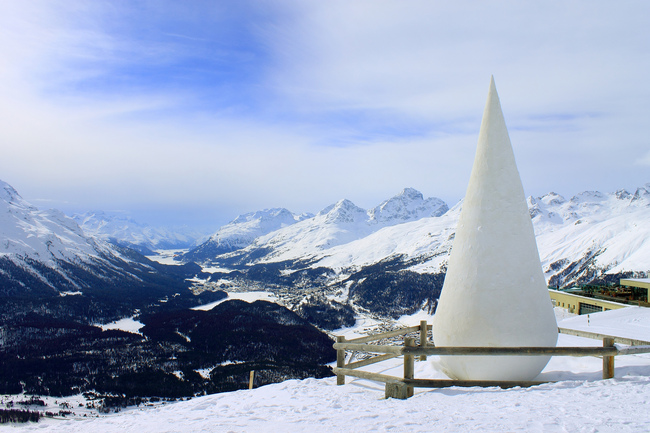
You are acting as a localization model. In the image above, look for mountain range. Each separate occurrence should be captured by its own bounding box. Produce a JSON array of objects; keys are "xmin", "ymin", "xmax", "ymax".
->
[
  {"xmin": 2, "ymin": 178, "xmax": 649, "ymax": 322},
  {"xmin": 182, "ymin": 188, "xmax": 448, "ymax": 265},
  {"xmin": 183, "ymin": 184, "xmax": 650, "ymax": 290}
]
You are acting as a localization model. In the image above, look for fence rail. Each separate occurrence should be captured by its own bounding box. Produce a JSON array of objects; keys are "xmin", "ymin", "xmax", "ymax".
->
[
  {"xmin": 334, "ymin": 343, "xmax": 634, "ymax": 357},
  {"xmin": 334, "ymin": 322, "xmax": 650, "ymax": 399},
  {"xmin": 558, "ymin": 327, "xmax": 650, "ymax": 346}
]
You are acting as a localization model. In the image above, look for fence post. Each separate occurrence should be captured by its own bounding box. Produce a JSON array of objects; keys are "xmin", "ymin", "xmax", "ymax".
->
[
  {"xmin": 337, "ymin": 336, "xmax": 346, "ymax": 385},
  {"xmin": 420, "ymin": 320, "xmax": 428, "ymax": 361},
  {"xmin": 249, "ymin": 370, "xmax": 255, "ymax": 390},
  {"xmin": 404, "ymin": 337, "xmax": 415, "ymax": 398},
  {"xmin": 603, "ymin": 337, "xmax": 615, "ymax": 379}
]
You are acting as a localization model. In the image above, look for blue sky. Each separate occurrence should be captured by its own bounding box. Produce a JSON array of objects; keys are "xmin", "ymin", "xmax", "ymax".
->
[{"xmin": 1, "ymin": 1, "xmax": 648, "ymax": 230}]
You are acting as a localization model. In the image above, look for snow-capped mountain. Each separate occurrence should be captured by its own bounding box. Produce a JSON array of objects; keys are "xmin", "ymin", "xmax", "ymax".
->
[
  {"xmin": 197, "ymin": 184, "xmax": 649, "ymax": 289},
  {"xmin": 0, "ymin": 180, "xmax": 196, "ymax": 321},
  {"xmin": 529, "ymin": 184, "xmax": 650, "ymax": 286},
  {"xmin": 181, "ymin": 208, "xmax": 313, "ymax": 262},
  {"xmin": 198, "ymin": 188, "xmax": 450, "ymax": 265},
  {"xmin": 73, "ymin": 211, "xmax": 205, "ymax": 254},
  {"xmin": 0, "ymin": 181, "xmax": 115, "ymax": 271}
]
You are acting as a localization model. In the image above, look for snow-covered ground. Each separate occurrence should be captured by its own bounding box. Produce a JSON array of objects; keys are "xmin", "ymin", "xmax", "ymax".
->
[
  {"xmin": 8, "ymin": 306, "xmax": 650, "ymax": 432},
  {"xmin": 558, "ymin": 307, "xmax": 650, "ymax": 343},
  {"xmin": 97, "ymin": 317, "xmax": 145, "ymax": 335},
  {"xmin": 146, "ymin": 249, "xmax": 188, "ymax": 265}
]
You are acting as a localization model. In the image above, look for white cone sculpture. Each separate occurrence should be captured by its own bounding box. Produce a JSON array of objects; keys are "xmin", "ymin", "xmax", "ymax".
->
[{"xmin": 433, "ymin": 77, "xmax": 557, "ymax": 381}]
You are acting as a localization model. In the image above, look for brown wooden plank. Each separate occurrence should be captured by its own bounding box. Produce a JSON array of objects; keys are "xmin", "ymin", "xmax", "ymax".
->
[
  {"xmin": 336, "ymin": 335, "xmax": 346, "ymax": 385},
  {"xmin": 603, "ymin": 337, "xmax": 615, "ymax": 379},
  {"xmin": 401, "ymin": 346, "xmax": 620, "ymax": 357},
  {"xmin": 615, "ymin": 345, "xmax": 650, "ymax": 355},
  {"xmin": 385, "ymin": 382, "xmax": 410, "ymax": 399},
  {"xmin": 404, "ymin": 337, "xmax": 415, "ymax": 397},
  {"xmin": 333, "ymin": 368, "xmax": 549, "ymax": 389},
  {"xmin": 334, "ymin": 343, "xmax": 621, "ymax": 357},
  {"xmin": 344, "ymin": 353, "xmax": 399, "ymax": 370},
  {"xmin": 419, "ymin": 320, "xmax": 428, "ymax": 361},
  {"xmin": 333, "ymin": 367, "xmax": 403, "ymax": 384},
  {"xmin": 333, "ymin": 342, "xmax": 404, "ymax": 355}
]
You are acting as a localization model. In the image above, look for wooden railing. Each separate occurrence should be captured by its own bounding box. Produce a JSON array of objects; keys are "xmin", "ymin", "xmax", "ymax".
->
[{"xmin": 333, "ymin": 321, "xmax": 650, "ymax": 399}]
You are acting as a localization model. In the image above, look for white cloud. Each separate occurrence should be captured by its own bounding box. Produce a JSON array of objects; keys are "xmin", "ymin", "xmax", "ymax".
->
[{"xmin": 0, "ymin": 1, "xmax": 648, "ymax": 227}]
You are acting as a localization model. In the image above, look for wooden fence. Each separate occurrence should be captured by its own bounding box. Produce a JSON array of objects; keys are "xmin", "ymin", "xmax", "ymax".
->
[{"xmin": 333, "ymin": 321, "xmax": 650, "ymax": 399}]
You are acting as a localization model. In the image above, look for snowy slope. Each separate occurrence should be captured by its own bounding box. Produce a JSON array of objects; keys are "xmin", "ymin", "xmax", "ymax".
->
[
  {"xmin": 74, "ymin": 211, "xmax": 204, "ymax": 252},
  {"xmin": 316, "ymin": 203, "xmax": 461, "ymax": 273},
  {"xmin": 15, "ymin": 307, "xmax": 650, "ymax": 432}
]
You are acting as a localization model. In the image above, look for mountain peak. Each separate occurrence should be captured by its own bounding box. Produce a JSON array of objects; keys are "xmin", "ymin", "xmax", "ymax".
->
[
  {"xmin": 1, "ymin": 180, "xmax": 24, "ymax": 204},
  {"xmin": 540, "ymin": 192, "xmax": 566, "ymax": 206},
  {"xmin": 0, "ymin": 182, "xmax": 120, "ymax": 280},
  {"xmin": 570, "ymin": 191, "xmax": 606, "ymax": 203},
  {"xmin": 615, "ymin": 189, "xmax": 631, "ymax": 200},
  {"xmin": 317, "ymin": 199, "xmax": 367, "ymax": 224},
  {"xmin": 232, "ymin": 208, "xmax": 292, "ymax": 224},
  {"xmin": 631, "ymin": 185, "xmax": 650, "ymax": 205},
  {"xmin": 368, "ymin": 188, "xmax": 448, "ymax": 223},
  {"xmin": 397, "ymin": 187, "xmax": 424, "ymax": 200},
  {"xmin": 226, "ymin": 208, "xmax": 310, "ymax": 230}
]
